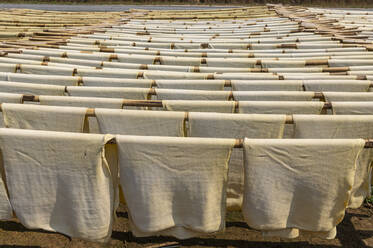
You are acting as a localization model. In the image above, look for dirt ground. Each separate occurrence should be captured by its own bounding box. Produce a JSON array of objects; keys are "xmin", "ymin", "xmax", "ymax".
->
[{"xmin": 0, "ymin": 203, "xmax": 371, "ymax": 248}]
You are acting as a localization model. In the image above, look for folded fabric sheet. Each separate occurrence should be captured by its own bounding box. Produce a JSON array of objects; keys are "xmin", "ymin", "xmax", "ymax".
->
[
  {"xmin": 6, "ymin": 73, "xmax": 79, "ymax": 86},
  {"xmin": 0, "ymin": 63, "xmax": 17, "ymax": 73},
  {"xmin": 231, "ymin": 80, "xmax": 303, "ymax": 91},
  {"xmin": 0, "ymin": 92, "xmax": 23, "ymax": 104},
  {"xmin": 0, "ymin": 124, "xmax": 14, "ymax": 219},
  {"xmin": 238, "ymin": 101, "xmax": 324, "ymax": 114},
  {"xmin": 156, "ymin": 80, "xmax": 225, "ymax": 91},
  {"xmin": 215, "ymin": 73, "xmax": 278, "ymax": 81},
  {"xmin": 5, "ymin": 61, "xmax": 89, "ymax": 71},
  {"xmin": 188, "ymin": 113, "xmax": 286, "ymax": 138},
  {"xmin": 189, "ymin": 112, "xmax": 285, "ymax": 210},
  {"xmin": 20, "ymin": 64, "xmax": 74, "ymax": 76},
  {"xmin": 49, "ymin": 57, "xmax": 100, "ymax": 68},
  {"xmin": 293, "ymin": 115, "xmax": 373, "ymax": 208},
  {"xmin": 160, "ymin": 57, "xmax": 254, "ymax": 68},
  {"xmin": 2, "ymin": 103, "xmax": 87, "ymax": 132},
  {"xmin": 77, "ymin": 68, "xmax": 138, "ymax": 79},
  {"xmin": 0, "ymin": 129, "xmax": 115, "ymax": 242},
  {"xmin": 0, "ymin": 81, "xmax": 65, "ymax": 96},
  {"xmin": 243, "ymin": 138, "xmax": 365, "ymax": 239},
  {"xmin": 67, "ymin": 87, "xmax": 149, "ymax": 100},
  {"xmin": 328, "ymin": 59, "xmax": 373, "ymax": 67},
  {"xmin": 144, "ymin": 70, "xmax": 207, "ymax": 80},
  {"xmin": 233, "ymin": 91, "xmax": 314, "ymax": 101},
  {"xmin": 95, "ymin": 109, "xmax": 185, "ymax": 136},
  {"xmin": 193, "ymin": 66, "xmax": 251, "ymax": 74},
  {"xmin": 155, "ymin": 89, "xmax": 230, "ymax": 100},
  {"xmin": 39, "ymin": 96, "xmax": 123, "ymax": 133},
  {"xmin": 82, "ymin": 77, "xmax": 153, "ymax": 88},
  {"xmin": 163, "ymin": 100, "xmax": 235, "ymax": 113},
  {"xmin": 0, "ymin": 169, "xmax": 12, "ymax": 220},
  {"xmin": 116, "ymin": 135, "xmax": 234, "ymax": 239},
  {"xmin": 304, "ymin": 80, "xmax": 370, "ymax": 92},
  {"xmin": 0, "ymin": 93, "xmax": 23, "ymax": 128},
  {"xmin": 268, "ymin": 67, "xmax": 323, "ymax": 73},
  {"xmin": 205, "ymin": 58, "xmax": 257, "ymax": 68},
  {"xmin": 76, "ymin": 68, "xmax": 207, "ymax": 81},
  {"xmin": 38, "ymin": 95, "xmax": 123, "ymax": 109},
  {"xmin": 0, "ymin": 57, "xmax": 44, "ymax": 67},
  {"xmin": 283, "ymin": 75, "xmax": 358, "ymax": 81},
  {"xmin": 331, "ymin": 102, "xmax": 373, "ymax": 115},
  {"xmin": 261, "ymin": 60, "xmax": 306, "ymax": 68},
  {"xmin": 117, "ymin": 54, "xmax": 155, "ymax": 64},
  {"xmin": 145, "ymin": 64, "xmax": 190, "ymax": 73},
  {"xmin": 324, "ymin": 92, "xmax": 373, "ymax": 102}
]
